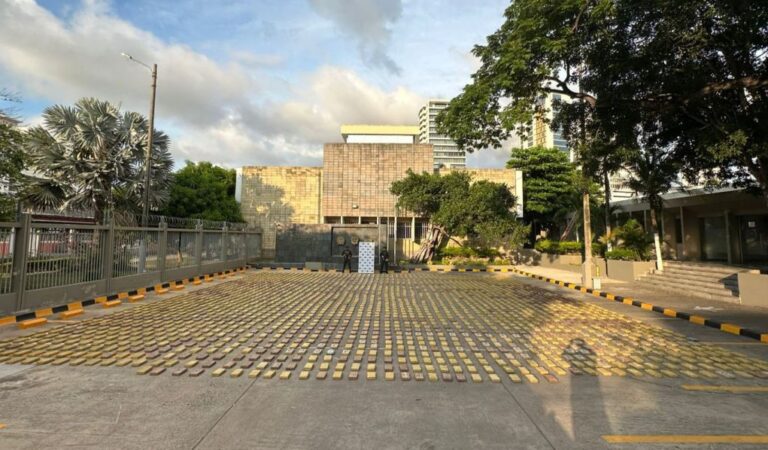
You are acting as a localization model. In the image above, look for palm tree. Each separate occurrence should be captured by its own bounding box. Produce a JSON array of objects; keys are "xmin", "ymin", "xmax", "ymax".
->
[
  {"xmin": 625, "ymin": 146, "xmax": 679, "ymax": 272},
  {"xmin": 23, "ymin": 98, "xmax": 173, "ymax": 223}
]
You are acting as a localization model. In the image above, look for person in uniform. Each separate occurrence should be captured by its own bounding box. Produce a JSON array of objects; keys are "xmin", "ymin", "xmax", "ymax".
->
[
  {"xmin": 379, "ymin": 247, "xmax": 390, "ymax": 274},
  {"xmin": 341, "ymin": 246, "xmax": 353, "ymax": 273}
]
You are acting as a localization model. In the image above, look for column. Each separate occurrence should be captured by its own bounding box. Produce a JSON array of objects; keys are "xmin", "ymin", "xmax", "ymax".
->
[
  {"xmin": 679, "ymin": 206, "xmax": 686, "ymax": 259},
  {"xmin": 724, "ymin": 209, "xmax": 732, "ymax": 264}
]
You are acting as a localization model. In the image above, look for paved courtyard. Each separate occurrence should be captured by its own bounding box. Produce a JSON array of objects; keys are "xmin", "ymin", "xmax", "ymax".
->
[{"xmin": 0, "ymin": 270, "xmax": 767, "ymax": 449}]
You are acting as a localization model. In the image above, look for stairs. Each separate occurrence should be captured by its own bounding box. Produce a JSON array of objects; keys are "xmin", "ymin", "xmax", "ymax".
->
[{"xmin": 636, "ymin": 260, "xmax": 748, "ymax": 303}]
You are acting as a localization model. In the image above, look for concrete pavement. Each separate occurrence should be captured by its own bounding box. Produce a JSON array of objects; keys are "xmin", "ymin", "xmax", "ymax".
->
[
  {"xmin": 0, "ymin": 270, "xmax": 766, "ymax": 449},
  {"xmin": 515, "ymin": 264, "xmax": 768, "ymax": 334}
]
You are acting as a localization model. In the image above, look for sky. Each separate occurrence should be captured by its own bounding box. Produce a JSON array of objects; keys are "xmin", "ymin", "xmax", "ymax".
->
[{"xmin": 0, "ymin": 0, "xmax": 515, "ymax": 169}]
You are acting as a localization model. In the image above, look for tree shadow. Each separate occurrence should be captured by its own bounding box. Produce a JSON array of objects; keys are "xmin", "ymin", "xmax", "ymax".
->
[{"xmin": 239, "ymin": 171, "xmax": 298, "ymax": 260}]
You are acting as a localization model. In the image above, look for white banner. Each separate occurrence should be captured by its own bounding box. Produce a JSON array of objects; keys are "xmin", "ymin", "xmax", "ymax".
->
[{"xmin": 358, "ymin": 242, "xmax": 375, "ymax": 273}]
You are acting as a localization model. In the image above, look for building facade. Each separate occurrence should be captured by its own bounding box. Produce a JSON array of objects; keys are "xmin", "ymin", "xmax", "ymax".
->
[
  {"xmin": 238, "ymin": 167, "xmax": 322, "ymax": 258},
  {"xmin": 527, "ymin": 93, "xmax": 572, "ymax": 161},
  {"xmin": 238, "ymin": 132, "xmax": 522, "ymax": 259},
  {"xmin": 322, "ymin": 143, "xmax": 433, "ymax": 222},
  {"xmin": 341, "ymin": 124, "xmax": 419, "ymax": 144},
  {"xmin": 614, "ymin": 188, "xmax": 768, "ymax": 265},
  {"xmin": 418, "ymin": 100, "xmax": 466, "ymax": 169}
]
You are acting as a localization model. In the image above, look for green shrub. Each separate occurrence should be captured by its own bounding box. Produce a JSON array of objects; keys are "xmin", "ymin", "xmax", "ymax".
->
[
  {"xmin": 558, "ymin": 241, "xmax": 582, "ymax": 254},
  {"xmin": 605, "ymin": 248, "xmax": 637, "ymax": 261},
  {"xmin": 592, "ymin": 241, "xmax": 607, "ymax": 257},
  {"xmin": 614, "ymin": 219, "xmax": 652, "ymax": 260},
  {"xmin": 439, "ymin": 246, "xmax": 475, "ymax": 258},
  {"xmin": 534, "ymin": 239, "xmax": 583, "ymax": 254},
  {"xmin": 534, "ymin": 239, "xmax": 557, "ymax": 253},
  {"xmin": 475, "ymin": 247, "xmax": 501, "ymax": 258}
]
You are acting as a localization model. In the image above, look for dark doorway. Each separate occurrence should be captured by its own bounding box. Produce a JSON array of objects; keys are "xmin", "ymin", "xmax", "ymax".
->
[
  {"xmin": 699, "ymin": 216, "xmax": 727, "ymax": 261},
  {"xmin": 739, "ymin": 214, "xmax": 768, "ymax": 263}
]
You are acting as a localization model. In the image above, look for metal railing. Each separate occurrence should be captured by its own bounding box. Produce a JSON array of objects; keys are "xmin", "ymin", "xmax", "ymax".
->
[{"xmin": 0, "ymin": 214, "xmax": 262, "ymax": 316}]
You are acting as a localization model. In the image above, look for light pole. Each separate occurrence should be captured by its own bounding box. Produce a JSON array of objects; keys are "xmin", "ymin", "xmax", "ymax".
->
[
  {"xmin": 121, "ymin": 53, "xmax": 157, "ymax": 228},
  {"xmin": 122, "ymin": 53, "xmax": 157, "ymax": 273}
]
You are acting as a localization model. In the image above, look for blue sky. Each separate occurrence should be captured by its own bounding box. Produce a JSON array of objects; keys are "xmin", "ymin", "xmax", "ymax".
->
[{"xmin": 1, "ymin": 0, "xmax": 513, "ymax": 168}]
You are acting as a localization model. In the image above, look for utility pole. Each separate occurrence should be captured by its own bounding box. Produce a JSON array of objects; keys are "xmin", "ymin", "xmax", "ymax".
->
[
  {"xmin": 121, "ymin": 53, "xmax": 157, "ymax": 228},
  {"xmin": 143, "ymin": 63, "xmax": 157, "ymax": 228},
  {"xmin": 122, "ymin": 53, "xmax": 157, "ymax": 273}
]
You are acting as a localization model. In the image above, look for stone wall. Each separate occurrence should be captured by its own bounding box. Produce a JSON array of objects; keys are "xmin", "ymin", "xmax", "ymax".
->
[
  {"xmin": 276, "ymin": 224, "xmax": 387, "ymax": 269},
  {"xmin": 322, "ymin": 143, "xmax": 433, "ymax": 218},
  {"xmin": 437, "ymin": 168, "xmax": 517, "ymax": 191},
  {"xmin": 240, "ymin": 166, "xmax": 322, "ymax": 254}
]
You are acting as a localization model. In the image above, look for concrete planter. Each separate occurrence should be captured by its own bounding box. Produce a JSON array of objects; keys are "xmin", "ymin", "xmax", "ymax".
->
[
  {"xmin": 510, "ymin": 249, "xmax": 583, "ymax": 272},
  {"xmin": 737, "ymin": 271, "xmax": 768, "ymax": 308},
  {"xmin": 606, "ymin": 259, "xmax": 655, "ymax": 282}
]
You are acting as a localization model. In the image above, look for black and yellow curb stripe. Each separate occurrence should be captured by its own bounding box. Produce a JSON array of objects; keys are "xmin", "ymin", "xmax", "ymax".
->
[
  {"xmin": 0, "ymin": 266, "xmax": 249, "ymax": 327},
  {"xmin": 507, "ymin": 266, "xmax": 768, "ymax": 344}
]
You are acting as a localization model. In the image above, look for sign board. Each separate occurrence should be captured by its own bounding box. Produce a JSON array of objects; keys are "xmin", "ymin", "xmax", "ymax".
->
[{"xmin": 358, "ymin": 242, "xmax": 375, "ymax": 273}]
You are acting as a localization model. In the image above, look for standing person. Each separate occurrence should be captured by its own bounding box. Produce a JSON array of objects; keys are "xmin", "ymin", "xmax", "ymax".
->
[
  {"xmin": 341, "ymin": 246, "xmax": 353, "ymax": 273},
  {"xmin": 379, "ymin": 247, "xmax": 389, "ymax": 274}
]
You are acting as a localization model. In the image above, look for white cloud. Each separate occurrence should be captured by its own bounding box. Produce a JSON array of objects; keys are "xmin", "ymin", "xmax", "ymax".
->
[
  {"xmin": 0, "ymin": 0, "xmax": 423, "ymax": 168},
  {"xmin": 309, "ymin": 0, "xmax": 403, "ymax": 74}
]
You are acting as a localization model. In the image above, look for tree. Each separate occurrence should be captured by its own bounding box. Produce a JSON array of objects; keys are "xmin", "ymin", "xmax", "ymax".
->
[
  {"xmin": 624, "ymin": 145, "xmax": 680, "ymax": 271},
  {"xmin": 23, "ymin": 98, "xmax": 173, "ymax": 223},
  {"xmin": 436, "ymin": 0, "xmax": 612, "ymax": 287},
  {"xmin": 161, "ymin": 161, "xmax": 243, "ymax": 223},
  {"xmin": 506, "ymin": 146, "xmax": 579, "ymax": 237},
  {"xmin": 581, "ymin": 1, "xmax": 768, "ymax": 207},
  {"xmin": 391, "ymin": 170, "xmax": 526, "ymax": 263},
  {"xmin": 0, "ymin": 123, "xmax": 26, "ymax": 221}
]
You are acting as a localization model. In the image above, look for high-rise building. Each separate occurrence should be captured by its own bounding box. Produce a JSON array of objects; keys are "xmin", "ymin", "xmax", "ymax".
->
[
  {"xmin": 418, "ymin": 99, "xmax": 466, "ymax": 169},
  {"xmin": 527, "ymin": 93, "xmax": 573, "ymax": 161}
]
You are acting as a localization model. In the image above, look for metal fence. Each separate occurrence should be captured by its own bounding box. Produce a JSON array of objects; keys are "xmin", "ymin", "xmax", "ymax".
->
[{"xmin": 0, "ymin": 215, "xmax": 262, "ymax": 316}]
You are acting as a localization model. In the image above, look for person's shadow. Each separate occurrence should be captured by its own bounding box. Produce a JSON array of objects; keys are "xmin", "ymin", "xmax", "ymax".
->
[{"xmin": 562, "ymin": 338, "xmax": 612, "ymax": 447}]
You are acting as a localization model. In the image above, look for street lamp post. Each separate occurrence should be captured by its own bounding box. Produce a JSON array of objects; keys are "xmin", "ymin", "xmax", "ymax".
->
[
  {"xmin": 122, "ymin": 53, "xmax": 157, "ymax": 273},
  {"xmin": 121, "ymin": 53, "xmax": 157, "ymax": 228}
]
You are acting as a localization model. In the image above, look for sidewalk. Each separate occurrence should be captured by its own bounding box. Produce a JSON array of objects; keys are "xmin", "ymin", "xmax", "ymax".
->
[{"xmin": 515, "ymin": 265, "xmax": 768, "ymax": 335}]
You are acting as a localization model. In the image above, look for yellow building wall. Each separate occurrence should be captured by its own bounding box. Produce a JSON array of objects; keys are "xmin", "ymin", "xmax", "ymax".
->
[
  {"xmin": 437, "ymin": 168, "xmax": 518, "ymax": 192},
  {"xmin": 240, "ymin": 167, "xmax": 322, "ymax": 256}
]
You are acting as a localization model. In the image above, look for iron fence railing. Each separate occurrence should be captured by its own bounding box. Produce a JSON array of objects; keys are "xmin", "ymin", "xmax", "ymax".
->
[
  {"xmin": 165, "ymin": 230, "xmax": 198, "ymax": 270},
  {"xmin": 0, "ymin": 226, "xmax": 14, "ymax": 294},
  {"xmin": 113, "ymin": 229, "xmax": 161, "ymax": 278},
  {"xmin": 201, "ymin": 232, "xmax": 223, "ymax": 263},
  {"xmin": 25, "ymin": 225, "xmax": 106, "ymax": 290},
  {"xmin": 0, "ymin": 215, "xmax": 262, "ymax": 316}
]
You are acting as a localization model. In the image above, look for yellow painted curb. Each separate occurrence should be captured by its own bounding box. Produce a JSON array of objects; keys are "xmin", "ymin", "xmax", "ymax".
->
[
  {"xmin": 602, "ymin": 435, "xmax": 768, "ymax": 444},
  {"xmin": 682, "ymin": 385, "xmax": 768, "ymax": 393},
  {"xmin": 721, "ymin": 324, "xmax": 741, "ymax": 335},
  {"xmin": 18, "ymin": 318, "xmax": 47, "ymax": 329},
  {"xmin": 67, "ymin": 301, "xmax": 83, "ymax": 311},
  {"xmin": 0, "ymin": 316, "xmax": 15, "ymax": 326},
  {"xmin": 59, "ymin": 309, "xmax": 83, "ymax": 319},
  {"xmin": 155, "ymin": 285, "xmax": 169, "ymax": 294},
  {"xmin": 34, "ymin": 307, "xmax": 53, "ymax": 318},
  {"xmin": 690, "ymin": 315, "xmax": 706, "ymax": 325}
]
